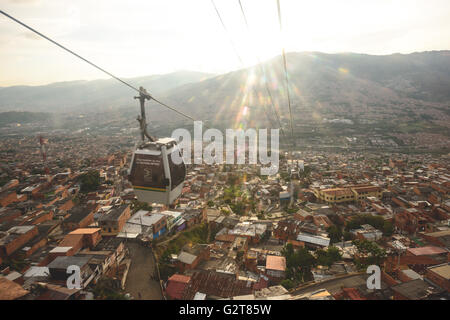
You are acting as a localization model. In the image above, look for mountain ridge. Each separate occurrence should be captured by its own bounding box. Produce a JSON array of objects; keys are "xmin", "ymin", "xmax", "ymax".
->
[{"xmin": 0, "ymin": 51, "xmax": 449, "ymax": 129}]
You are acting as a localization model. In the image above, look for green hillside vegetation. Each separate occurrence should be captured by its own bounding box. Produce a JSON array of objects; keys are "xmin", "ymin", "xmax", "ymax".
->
[{"xmin": 0, "ymin": 111, "xmax": 51, "ymax": 126}]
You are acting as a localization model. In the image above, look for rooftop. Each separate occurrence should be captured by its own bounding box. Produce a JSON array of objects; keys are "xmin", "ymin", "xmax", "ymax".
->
[
  {"xmin": 98, "ymin": 204, "xmax": 129, "ymax": 221},
  {"xmin": 178, "ymin": 251, "xmax": 197, "ymax": 265},
  {"xmin": 47, "ymin": 255, "xmax": 92, "ymax": 270},
  {"xmin": 127, "ymin": 210, "xmax": 165, "ymax": 227},
  {"xmin": 168, "ymin": 274, "xmax": 191, "ymax": 284},
  {"xmin": 7, "ymin": 225, "xmax": 35, "ymax": 235},
  {"xmin": 266, "ymin": 255, "xmax": 286, "ymax": 272},
  {"xmin": 391, "ymin": 279, "xmax": 440, "ymax": 300},
  {"xmin": 0, "ymin": 277, "xmax": 29, "ymax": 300},
  {"xmin": 428, "ymin": 263, "xmax": 450, "ymax": 280},
  {"xmin": 69, "ymin": 228, "xmax": 101, "ymax": 235},
  {"xmin": 407, "ymin": 246, "xmax": 448, "ymax": 256},
  {"xmin": 64, "ymin": 206, "xmax": 92, "ymax": 223},
  {"xmin": 297, "ymin": 232, "xmax": 330, "ymax": 247}
]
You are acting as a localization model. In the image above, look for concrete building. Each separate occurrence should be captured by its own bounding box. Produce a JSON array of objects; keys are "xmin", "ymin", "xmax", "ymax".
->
[{"xmin": 98, "ymin": 204, "xmax": 131, "ymax": 236}]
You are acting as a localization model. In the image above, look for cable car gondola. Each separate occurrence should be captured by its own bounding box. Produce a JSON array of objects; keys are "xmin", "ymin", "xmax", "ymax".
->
[
  {"xmin": 128, "ymin": 87, "xmax": 186, "ymax": 206},
  {"xmin": 128, "ymin": 138, "xmax": 186, "ymax": 205}
]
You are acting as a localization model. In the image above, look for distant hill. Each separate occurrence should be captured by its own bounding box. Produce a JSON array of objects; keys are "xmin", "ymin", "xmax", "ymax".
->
[
  {"xmin": 150, "ymin": 51, "xmax": 450, "ymax": 127},
  {"xmin": 0, "ymin": 70, "xmax": 213, "ymax": 113},
  {"xmin": 0, "ymin": 52, "xmax": 449, "ymax": 129},
  {"xmin": 0, "ymin": 111, "xmax": 51, "ymax": 126}
]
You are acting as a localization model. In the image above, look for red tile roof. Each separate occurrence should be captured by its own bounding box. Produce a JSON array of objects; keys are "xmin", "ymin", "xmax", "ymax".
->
[{"xmin": 182, "ymin": 270, "xmax": 253, "ymax": 299}]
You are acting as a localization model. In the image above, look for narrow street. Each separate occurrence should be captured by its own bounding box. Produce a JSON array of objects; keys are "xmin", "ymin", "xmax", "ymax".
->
[{"xmin": 124, "ymin": 242, "xmax": 163, "ymax": 300}]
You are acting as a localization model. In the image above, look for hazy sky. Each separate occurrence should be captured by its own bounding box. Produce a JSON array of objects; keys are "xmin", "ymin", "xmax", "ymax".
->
[{"xmin": 1, "ymin": 0, "xmax": 450, "ymax": 86}]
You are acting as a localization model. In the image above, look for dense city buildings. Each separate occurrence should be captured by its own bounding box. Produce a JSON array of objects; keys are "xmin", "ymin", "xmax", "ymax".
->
[{"xmin": 0, "ymin": 130, "xmax": 448, "ymax": 300}]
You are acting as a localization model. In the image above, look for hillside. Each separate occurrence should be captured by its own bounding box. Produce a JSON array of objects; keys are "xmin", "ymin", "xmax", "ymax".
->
[
  {"xmin": 150, "ymin": 51, "xmax": 450, "ymax": 129},
  {"xmin": 0, "ymin": 70, "xmax": 213, "ymax": 113},
  {"xmin": 0, "ymin": 111, "xmax": 51, "ymax": 127},
  {"xmin": 0, "ymin": 51, "xmax": 449, "ymax": 130}
]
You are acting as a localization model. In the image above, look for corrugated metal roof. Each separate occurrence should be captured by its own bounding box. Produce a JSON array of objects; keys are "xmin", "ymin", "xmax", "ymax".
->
[
  {"xmin": 297, "ymin": 233, "xmax": 330, "ymax": 246},
  {"xmin": 178, "ymin": 252, "xmax": 197, "ymax": 265}
]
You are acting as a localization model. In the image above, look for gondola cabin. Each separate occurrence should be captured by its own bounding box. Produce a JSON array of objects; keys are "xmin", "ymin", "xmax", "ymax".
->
[{"xmin": 128, "ymin": 137, "xmax": 186, "ymax": 205}]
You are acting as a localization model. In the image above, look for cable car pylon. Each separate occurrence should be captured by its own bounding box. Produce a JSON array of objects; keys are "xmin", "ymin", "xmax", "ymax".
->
[{"xmin": 135, "ymin": 87, "xmax": 156, "ymax": 143}]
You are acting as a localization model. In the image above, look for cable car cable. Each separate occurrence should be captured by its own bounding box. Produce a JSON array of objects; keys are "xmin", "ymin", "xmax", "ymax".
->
[
  {"xmin": 236, "ymin": 0, "xmax": 287, "ymax": 141},
  {"xmin": 211, "ymin": 0, "xmax": 245, "ymax": 66},
  {"xmin": 0, "ymin": 9, "xmax": 203, "ymax": 126},
  {"xmin": 210, "ymin": 0, "xmax": 287, "ymax": 139},
  {"xmin": 275, "ymin": 0, "xmax": 295, "ymax": 152},
  {"xmin": 276, "ymin": 0, "xmax": 300, "ymax": 188}
]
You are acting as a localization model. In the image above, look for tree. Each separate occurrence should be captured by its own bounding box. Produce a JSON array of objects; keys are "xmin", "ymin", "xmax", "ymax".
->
[
  {"xmin": 282, "ymin": 244, "xmax": 316, "ymax": 283},
  {"xmin": 326, "ymin": 246, "xmax": 342, "ymax": 262},
  {"xmin": 316, "ymin": 246, "xmax": 342, "ymax": 267},
  {"xmin": 132, "ymin": 200, "xmax": 153, "ymax": 212},
  {"xmin": 352, "ymin": 239, "xmax": 387, "ymax": 269},
  {"xmin": 345, "ymin": 214, "xmax": 385, "ymax": 232},
  {"xmin": 280, "ymin": 279, "xmax": 295, "ymax": 290},
  {"xmin": 281, "ymin": 243, "xmax": 294, "ymax": 261},
  {"xmin": 285, "ymin": 207, "xmax": 298, "ymax": 214},
  {"xmin": 326, "ymin": 225, "xmax": 343, "ymax": 244},
  {"xmin": 230, "ymin": 202, "xmax": 245, "ymax": 215},
  {"xmin": 343, "ymin": 231, "xmax": 354, "ymax": 241},
  {"xmin": 383, "ymin": 221, "xmax": 394, "ymax": 237},
  {"xmin": 79, "ymin": 170, "xmax": 100, "ymax": 193},
  {"xmin": 92, "ymin": 278, "xmax": 128, "ymax": 300},
  {"xmin": 294, "ymin": 248, "xmax": 316, "ymax": 282}
]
